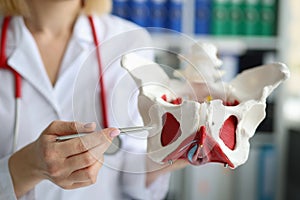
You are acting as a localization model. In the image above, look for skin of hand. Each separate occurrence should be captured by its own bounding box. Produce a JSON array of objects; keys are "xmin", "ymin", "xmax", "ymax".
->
[
  {"xmin": 146, "ymin": 157, "xmax": 189, "ymax": 187},
  {"xmin": 8, "ymin": 121, "xmax": 120, "ymax": 198}
]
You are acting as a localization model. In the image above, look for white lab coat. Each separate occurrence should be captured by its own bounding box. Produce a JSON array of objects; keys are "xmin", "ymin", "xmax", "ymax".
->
[{"xmin": 0, "ymin": 15, "xmax": 170, "ymax": 200}]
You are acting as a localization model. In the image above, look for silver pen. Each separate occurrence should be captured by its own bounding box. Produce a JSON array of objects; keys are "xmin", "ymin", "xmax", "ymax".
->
[{"xmin": 56, "ymin": 126, "xmax": 153, "ymax": 142}]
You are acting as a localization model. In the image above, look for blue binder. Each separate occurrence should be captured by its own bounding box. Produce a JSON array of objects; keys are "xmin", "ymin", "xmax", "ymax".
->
[
  {"xmin": 150, "ymin": 0, "xmax": 168, "ymax": 29},
  {"xmin": 112, "ymin": 0, "xmax": 130, "ymax": 19},
  {"xmin": 130, "ymin": 0, "xmax": 150, "ymax": 27},
  {"xmin": 194, "ymin": 0, "xmax": 211, "ymax": 35},
  {"xmin": 168, "ymin": 0, "xmax": 183, "ymax": 32}
]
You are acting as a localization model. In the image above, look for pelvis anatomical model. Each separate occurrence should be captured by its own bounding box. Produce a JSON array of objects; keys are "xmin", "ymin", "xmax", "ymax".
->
[{"xmin": 121, "ymin": 43, "xmax": 290, "ymax": 168}]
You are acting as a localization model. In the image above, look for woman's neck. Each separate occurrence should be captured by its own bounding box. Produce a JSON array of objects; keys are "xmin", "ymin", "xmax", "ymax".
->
[
  {"xmin": 23, "ymin": 0, "xmax": 82, "ymax": 37},
  {"xmin": 22, "ymin": 0, "xmax": 83, "ymax": 86}
]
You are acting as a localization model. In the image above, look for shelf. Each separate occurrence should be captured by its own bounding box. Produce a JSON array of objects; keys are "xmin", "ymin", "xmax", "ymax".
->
[
  {"xmin": 193, "ymin": 35, "xmax": 278, "ymax": 51},
  {"xmin": 250, "ymin": 133, "xmax": 275, "ymax": 147},
  {"xmin": 151, "ymin": 33, "xmax": 278, "ymax": 55}
]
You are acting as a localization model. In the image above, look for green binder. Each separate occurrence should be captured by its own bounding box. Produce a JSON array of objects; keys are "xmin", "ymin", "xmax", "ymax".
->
[
  {"xmin": 244, "ymin": 0, "xmax": 261, "ymax": 36},
  {"xmin": 229, "ymin": 0, "xmax": 245, "ymax": 35},
  {"xmin": 261, "ymin": 0, "xmax": 277, "ymax": 36},
  {"xmin": 211, "ymin": 0, "xmax": 231, "ymax": 35}
]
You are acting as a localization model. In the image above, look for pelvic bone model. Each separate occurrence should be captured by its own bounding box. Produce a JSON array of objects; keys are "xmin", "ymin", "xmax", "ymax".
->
[{"xmin": 121, "ymin": 43, "xmax": 290, "ymax": 168}]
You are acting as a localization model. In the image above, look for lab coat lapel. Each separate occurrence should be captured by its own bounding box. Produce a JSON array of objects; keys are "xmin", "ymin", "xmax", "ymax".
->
[
  {"xmin": 55, "ymin": 15, "xmax": 93, "ymax": 81},
  {"xmin": 53, "ymin": 15, "xmax": 93, "ymax": 103},
  {"xmin": 6, "ymin": 18, "xmax": 60, "ymax": 113}
]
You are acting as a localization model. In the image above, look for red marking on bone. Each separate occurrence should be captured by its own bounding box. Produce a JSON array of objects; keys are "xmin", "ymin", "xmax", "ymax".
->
[
  {"xmin": 197, "ymin": 133, "xmax": 234, "ymax": 168},
  {"xmin": 171, "ymin": 97, "xmax": 182, "ymax": 105},
  {"xmin": 219, "ymin": 115, "xmax": 238, "ymax": 150},
  {"xmin": 161, "ymin": 112, "xmax": 182, "ymax": 147},
  {"xmin": 192, "ymin": 127, "xmax": 234, "ymax": 168},
  {"xmin": 161, "ymin": 94, "xmax": 167, "ymax": 101},
  {"xmin": 199, "ymin": 126, "xmax": 206, "ymax": 147},
  {"xmin": 191, "ymin": 127, "xmax": 206, "ymax": 162},
  {"xmin": 162, "ymin": 128, "xmax": 202, "ymax": 161},
  {"xmin": 161, "ymin": 94, "xmax": 182, "ymax": 105},
  {"xmin": 162, "ymin": 125, "xmax": 234, "ymax": 168},
  {"xmin": 189, "ymin": 127, "xmax": 234, "ymax": 167},
  {"xmin": 225, "ymin": 100, "xmax": 239, "ymax": 106}
]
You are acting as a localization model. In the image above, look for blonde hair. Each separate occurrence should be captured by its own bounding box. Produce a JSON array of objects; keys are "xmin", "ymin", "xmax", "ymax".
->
[
  {"xmin": 0, "ymin": 0, "xmax": 112, "ymax": 16},
  {"xmin": 83, "ymin": 0, "xmax": 112, "ymax": 15}
]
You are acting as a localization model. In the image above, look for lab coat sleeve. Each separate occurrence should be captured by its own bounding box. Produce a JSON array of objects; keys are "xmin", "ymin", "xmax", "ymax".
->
[
  {"xmin": 0, "ymin": 155, "xmax": 17, "ymax": 200},
  {"xmin": 121, "ymin": 170, "xmax": 171, "ymax": 200},
  {"xmin": 147, "ymin": 172, "xmax": 171, "ymax": 200},
  {"xmin": 0, "ymin": 155, "xmax": 36, "ymax": 200},
  {"xmin": 120, "ymin": 151, "xmax": 171, "ymax": 200}
]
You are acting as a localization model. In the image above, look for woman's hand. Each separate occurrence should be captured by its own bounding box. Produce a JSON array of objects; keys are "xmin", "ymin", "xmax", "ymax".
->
[
  {"xmin": 9, "ymin": 121, "xmax": 120, "ymax": 198},
  {"xmin": 146, "ymin": 158, "xmax": 189, "ymax": 187}
]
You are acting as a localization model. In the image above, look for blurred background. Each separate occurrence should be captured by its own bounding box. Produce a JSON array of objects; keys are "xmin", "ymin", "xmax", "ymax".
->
[{"xmin": 111, "ymin": 0, "xmax": 300, "ymax": 199}]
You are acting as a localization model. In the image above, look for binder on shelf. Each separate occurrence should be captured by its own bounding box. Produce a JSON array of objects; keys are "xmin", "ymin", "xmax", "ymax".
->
[
  {"xmin": 257, "ymin": 145, "xmax": 276, "ymax": 200},
  {"xmin": 260, "ymin": 0, "xmax": 277, "ymax": 36},
  {"xmin": 194, "ymin": 0, "xmax": 211, "ymax": 35},
  {"xmin": 150, "ymin": 0, "xmax": 168, "ymax": 29},
  {"xmin": 130, "ymin": 0, "xmax": 150, "ymax": 27},
  {"xmin": 244, "ymin": 0, "xmax": 261, "ymax": 35},
  {"xmin": 168, "ymin": 0, "xmax": 183, "ymax": 32},
  {"xmin": 211, "ymin": 0, "xmax": 231, "ymax": 35},
  {"xmin": 229, "ymin": 0, "xmax": 245, "ymax": 35},
  {"xmin": 234, "ymin": 147, "xmax": 259, "ymax": 200},
  {"xmin": 112, "ymin": 0, "xmax": 130, "ymax": 19}
]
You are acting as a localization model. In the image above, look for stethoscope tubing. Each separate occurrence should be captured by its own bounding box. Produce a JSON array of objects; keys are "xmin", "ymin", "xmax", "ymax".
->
[
  {"xmin": 0, "ymin": 16, "xmax": 22, "ymax": 152},
  {"xmin": 13, "ymin": 98, "xmax": 21, "ymax": 152},
  {"xmin": 88, "ymin": 16, "xmax": 109, "ymax": 129}
]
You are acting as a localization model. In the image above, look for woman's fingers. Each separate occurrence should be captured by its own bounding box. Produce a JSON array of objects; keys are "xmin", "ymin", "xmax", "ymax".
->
[
  {"xmin": 68, "ymin": 160, "xmax": 103, "ymax": 184},
  {"xmin": 50, "ymin": 161, "xmax": 103, "ymax": 190},
  {"xmin": 46, "ymin": 121, "xmax": 96, "ymax": 136},
  {"xmin": 65, "ymin": 144, "xmax": 107, "ymax": 173},
  {"xmin": 35, "ymin": 121, "xmax": 120, "ymax": 189},
  {"xmin": 57, "ymin": 128, "xmax": 119, "ymax": 157}
]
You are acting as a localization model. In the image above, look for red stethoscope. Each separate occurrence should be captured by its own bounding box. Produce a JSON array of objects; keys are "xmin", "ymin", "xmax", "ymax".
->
[{"xmin": 0, "ymin": 16, "xmax": 115, "ymax": 153}]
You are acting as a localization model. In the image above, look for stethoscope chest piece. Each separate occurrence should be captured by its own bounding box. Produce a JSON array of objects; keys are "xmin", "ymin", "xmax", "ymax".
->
[{"xmin": 105, "ymin": 136, "xmax": 122, "ymax": 155}]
